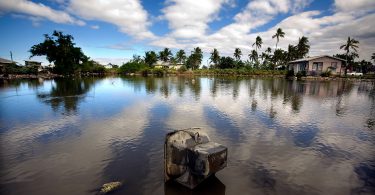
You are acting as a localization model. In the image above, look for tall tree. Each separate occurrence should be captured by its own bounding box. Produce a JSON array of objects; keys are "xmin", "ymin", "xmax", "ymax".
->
[
  {"xmin": 252, "ymin": 36, "xmax": 263, "ymax": 52},
  {"xmin": 272, "ymin": 28, "xmax": 285, "ymax": 49},
  {"xmin": 144, "ymin": 51, "xmax": 158, "ymax": 67},
  {"xmin": 175, "ymin": 49, "xmax": 186, "ymax": 64},
  {"xmin": 158, "ymin": 48, "xmax": 172, "ymax": 62},
  {"xmin": 29, "ymin": 30, "xmax": 87, "ymax": 74},
  {"xmin": 266, "ymin": 47, "xmax": 272, "ymax": 54},
  {"xmin": 287, "ymin": 44, "xmax": 298, "ymax": 62},
  {"xmin": 210, "ymin": 48, "xmax": 220, "ymax": 68},
  {"xmin": 272, "ymin": 49, "xmax": 287, "ymax": 68},
  {"xmin": 296, "ymin": 36, "xmax": 310, "ymax": 58},
  {"xmin": 132, "ymin": 54, "xmax": 143, "ymax": 63},
  {"xmin": 340, "ymin": 37, "xmax": 359, "ymax": 75},
  {"xmin": 372, "ymin": 53, "xmax": 375, "ymax": 63},
  {"xmin": 218, "ymin": 56, "xmax": 235, "ymax": 69},
  {"xmin": 188, "ymin": 47, "xmax": 203, "ymax": 70},
  {"xmin": 234, "ymin": 48, "xmax": 242, "ymax": 61},
  {"xmin": 249, "ymin": 50, "xmax": 258, "ymax": 67}
]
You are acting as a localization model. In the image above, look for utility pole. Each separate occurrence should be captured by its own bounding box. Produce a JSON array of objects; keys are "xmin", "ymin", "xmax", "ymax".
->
[{"xmin": 10, "ymin": 51, "xmax": 13, "ymax": 62}]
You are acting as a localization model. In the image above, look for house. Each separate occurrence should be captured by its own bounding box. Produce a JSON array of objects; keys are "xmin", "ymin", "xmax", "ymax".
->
[
  {"xmin": 103, "ymin": 63, "xmax": 119, "ymax": 69},
  {"xmin": 153, "ymin": 60, "xmax": 184, "ymax": 70},
  {"xmin": 288, "ymin": 55, "xmax": 345, "ymax": 75},
  {"xmin": 0, "ymin": 57, "xmax": 15, "ymax": 74},
  {"xmin": 25, "ymin": 60, "xmax": 43, "ymax": 72}
]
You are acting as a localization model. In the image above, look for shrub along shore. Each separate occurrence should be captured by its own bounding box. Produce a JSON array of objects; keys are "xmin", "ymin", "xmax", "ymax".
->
[{"xmin": 2, "ymin": 68, "xmax": 374, "ymax": 81}]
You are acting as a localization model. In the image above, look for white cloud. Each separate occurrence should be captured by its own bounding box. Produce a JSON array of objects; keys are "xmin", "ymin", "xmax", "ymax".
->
[
  {"xmin": 161, "ymin": 0, "xmax": 232, "ymax": 39},
  {"xmin": 335, "ymin": 0, "xmax": 375, "ymax": 13},
  {"xmin": 90, "ymin": 25, "xmax": 99, "ymax": 30},
  {"xmin": 68, "ymin": 0, "xmax": 155, "ymax": 39},
  {"xmin": 152, "ymin": 0, "xmax": 313, "ymax": 56},
  {"xmin": 93, "ymin": 57, "xmax": 129, "ymax": 65},
  {"xmin": 150, "ymin": 0, "xmax": 374, "ymax": 61},
  {"xmin": 0, "ymin": 0, "xmax": 85, "ymax": 25}
]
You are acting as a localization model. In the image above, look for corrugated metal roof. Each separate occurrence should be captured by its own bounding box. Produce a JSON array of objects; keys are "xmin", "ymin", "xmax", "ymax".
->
[
  {"xmin": 289, "ymin": 55, "xmax": 345, "ymax": 63},
  {"xmin": 0, "ymin": 57, "xmax": 14, "ymax": 64}
]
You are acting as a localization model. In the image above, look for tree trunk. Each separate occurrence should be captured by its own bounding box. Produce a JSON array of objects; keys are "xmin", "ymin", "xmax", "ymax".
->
[{"xmin": 344, "ymin": 51, "xmax": 348, "ymax": 75}]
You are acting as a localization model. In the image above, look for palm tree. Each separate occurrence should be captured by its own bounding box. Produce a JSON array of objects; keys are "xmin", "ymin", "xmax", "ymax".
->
[
  {"xmin": 144, "ymin": 51, "xmax": 158, "ymax": 67},
  {"xmin": 190, "ymin": 47, "xmax": 203, "ymax": 70},
  {"xmin": 175, "ymin": 49, "xmax": 186, "ymax": 64},
  {"xmin": 340, "ymin": 37, "xmax": 359, "ymax": 75},
  {"xmin": 234, "ymin": 48, "xmax": 242, "ymax": 61},
  {"xmin": 252, "ymin": 36, "xmax": 262, "ymax": 52},
  {"xmin": 210, "ymin": 48, "xmax": 220, "ymax": 68},
  {"xmin": 272, "ymin": 28, "xmax": 285, "ymax": 49},
  {"xmin": 287, "ymin": 44, "xmax": 297, "ymax": 61},
  {"xmin": 296, "ymin": 36, "xmax": 310, "ymax": 58},
  {"xmin": 266, "ymin": 47, "xmax": 272, "ymax": 54},
  {"xmin": 159, "ymin": 48, "xmax": 172, "ymax": 62},
  {"xmin": 249, "ymin": 50, "xmax": 258, "ymax": 64}
]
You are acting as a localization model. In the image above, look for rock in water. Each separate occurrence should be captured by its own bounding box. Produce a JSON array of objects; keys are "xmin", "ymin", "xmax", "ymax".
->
[{"xmin": 100, "ymin": 181, "xmax": 122, "ymax": 194}]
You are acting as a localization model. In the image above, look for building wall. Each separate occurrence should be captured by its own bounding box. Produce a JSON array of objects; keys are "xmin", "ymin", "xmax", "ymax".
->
[{"xmin": 307, "ymin": 57, "xmax": 343, "ymax": 75}]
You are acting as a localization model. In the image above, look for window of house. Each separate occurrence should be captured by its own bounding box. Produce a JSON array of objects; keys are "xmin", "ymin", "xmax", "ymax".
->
[
  {"xmin": 313, "ymin": 62, "xmax": 323, "ymax": 71},
  {"xmin": 331, "ymin": 62, "xmax": 337, "ymax": 68},
  {"xmin": 318, "ymin": 63, "xmax": 323, "ymax": 71},
  {"xmin": 329, "ymin": 62, "xmax": 337, "ymax": 71},
  {"xmin": 313, "ymin": 63, "xmax": 318, "ymax": 70}
]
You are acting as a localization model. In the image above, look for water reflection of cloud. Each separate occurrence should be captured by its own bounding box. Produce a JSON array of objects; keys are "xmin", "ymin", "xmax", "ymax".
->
[{"xmin": 2, "ymin": 77, "xmax": 375, "ymax": 195}]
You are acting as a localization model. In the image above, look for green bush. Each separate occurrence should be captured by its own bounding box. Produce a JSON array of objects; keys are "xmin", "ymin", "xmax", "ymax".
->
[
  {"xmin": 140, "ymin": 67, "xmax": 151, "ymax": 76},
  {"xmin": 320, "ymin": 70, "xmax": 331, "ymax": 77},
  {"xmin": 296, "ymin": 72, "xmax": 303, "ymax": 79},
  {"xmin": 285, "ymin": 70, "xmax": 294, "ymax": 78},
  {"xmin": 178, "ymin": 65, "xmax": 187, "ymax": 72},
  {"xmin": 80, "ymin": 60, "xmax": 105, "ymax": 73},
  {"xmin": 119, "ymin": 61, "xmax": 147, "ymax": 74},
  {"xmin": 152, "ymin": 68, "xmax": 164, "ymax": 76},
  {"xmin": 4, "ymin": 63, "xmax": 39, "ymax": 75}
]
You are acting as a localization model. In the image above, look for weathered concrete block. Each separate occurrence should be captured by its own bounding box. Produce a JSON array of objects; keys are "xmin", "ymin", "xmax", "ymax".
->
[{"xmin": 164, "ymin": 128, "xmax": 227, "ymax": 189}]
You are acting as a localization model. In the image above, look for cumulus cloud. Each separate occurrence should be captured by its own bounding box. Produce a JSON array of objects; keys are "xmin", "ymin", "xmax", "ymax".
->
[
  {"xmin": 335, "ymin": 0, "xmax": 375, "ymax": 13},
  {"xmin": 68, "ymin": 0, "xmax": 155, "ymax": 39},
  {"xmin": 0, "ymin": 0, "xmax": 85, "ymax": 25},
  {"xmin": 151, "ymin": 0, "xmax": 313, "ymax": 56},
  {"xmin": 161, "ymin": 0, "xmax": 233, "ymax": 39},
  {"xmin": 151, "ymin": 0, "xmax": 374, "ymax": 61}
]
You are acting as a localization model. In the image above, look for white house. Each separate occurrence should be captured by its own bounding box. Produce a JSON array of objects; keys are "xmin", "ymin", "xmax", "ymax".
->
[
  {"xmin": 153, "ymin": 60, "xmax": 183, "ymax": 70},
  {"xmin": 288, "ymin": 55, "xmax": 345, "ymax": 75}
]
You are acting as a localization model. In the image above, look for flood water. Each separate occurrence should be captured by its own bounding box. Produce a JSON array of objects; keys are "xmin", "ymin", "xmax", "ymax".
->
[{"xmin": 0, "ymin": 76, "xmax": 374, "ymax": 195}]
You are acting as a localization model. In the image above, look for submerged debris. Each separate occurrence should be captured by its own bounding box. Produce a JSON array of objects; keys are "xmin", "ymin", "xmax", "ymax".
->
[{"xmin": 99, "ymin": 181, "xmax": 123, "ymax": 194}]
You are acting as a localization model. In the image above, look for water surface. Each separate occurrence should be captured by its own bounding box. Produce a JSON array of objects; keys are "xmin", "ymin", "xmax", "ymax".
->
[{"xmin": 1, "ymin": 76, "xmax": 374, "ymax": 195}]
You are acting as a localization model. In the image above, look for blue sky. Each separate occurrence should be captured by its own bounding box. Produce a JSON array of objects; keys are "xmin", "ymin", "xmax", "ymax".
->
[{"xmin": 0, "ymin": 0, "xmax": 374, "ymax": 65}]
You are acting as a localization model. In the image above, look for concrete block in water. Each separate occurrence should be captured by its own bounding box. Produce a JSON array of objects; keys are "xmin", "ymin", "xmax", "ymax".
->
[{"xmin": 164, "ymin": 128, "xmax": 227, "ymax": 189}]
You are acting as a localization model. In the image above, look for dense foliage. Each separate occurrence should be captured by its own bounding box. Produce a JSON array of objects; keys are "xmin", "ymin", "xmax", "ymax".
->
[
  {"xmin": 3, "ymin": 63, "xmax": 39, "ymax": 75},
  {"xmin": 29, "ymin": 31, "xmax": 88, "ymax": 74},
  {"xmin": 23, "ymin": 30, "xmax": 373, "ymax": 77},
  {"xmin": 119, "ymin": 61, "xmax": 147, "ymax": 74},
  {"xmin": 80, "ymin": 60, "xmax": 106, "ymax": 73}
]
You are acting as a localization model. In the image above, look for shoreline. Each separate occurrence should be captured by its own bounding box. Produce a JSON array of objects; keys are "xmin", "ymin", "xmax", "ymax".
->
[{"xmin": 1, "ymin": 73, "xmax": 374, "ymax": 81}]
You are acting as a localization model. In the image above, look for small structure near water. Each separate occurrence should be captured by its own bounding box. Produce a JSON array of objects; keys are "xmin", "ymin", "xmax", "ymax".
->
[
  {"xmin": 164, "ymin": 128, "xmax": 227, "ymax": 189},
  {"xmin": 288, "ymin": 55, "xmax": 345, "ymax": 75}
]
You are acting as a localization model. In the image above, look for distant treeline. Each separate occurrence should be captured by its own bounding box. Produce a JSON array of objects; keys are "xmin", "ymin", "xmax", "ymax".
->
[{"xmin": 5, "ymin": 30, "xmax": 372, "ymax": 76}]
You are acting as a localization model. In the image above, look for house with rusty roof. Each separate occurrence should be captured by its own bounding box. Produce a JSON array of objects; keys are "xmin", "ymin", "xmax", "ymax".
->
[
  {"xmin": 25, "ymin": 60, "xmax": 43, "ymax": 72},
  {"xmin": 0, "ymin": 57, "xmax": 15, "ymax": 74},
  {"xmin": 288, "ymin": 55, "xmax": 345, "ymax": 75}
]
